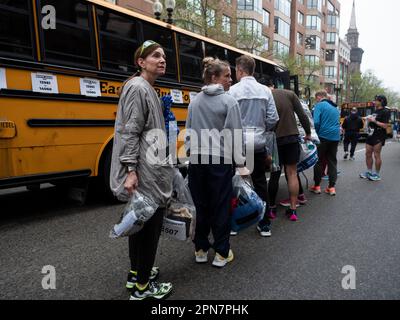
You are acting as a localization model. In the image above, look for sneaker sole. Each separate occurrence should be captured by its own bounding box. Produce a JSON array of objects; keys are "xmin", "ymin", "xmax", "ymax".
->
[
  {"xmin": 129, "ymin": 288, "xmax": 173, "ymax": 300},
  {"xmin": 279, "ymin": 203, "xmax": 300, "ymax": 208},
  {"xmin": 195, "ymin": 258, "xmax": 208, "ymax": 264},
  {"xmin": 256, "ymin": 226, "xmax": 272, "ymax": 237}
]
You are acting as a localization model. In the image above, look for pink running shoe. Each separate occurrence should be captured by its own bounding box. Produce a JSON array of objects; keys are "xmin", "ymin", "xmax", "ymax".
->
[
  {"xmin": 286, "ymin": 209, "xmax": 298, "ymax": 222},
  {"xmin": 268, "ymin": 207, "xmax": 277, "ymax": 220},
  {"xmin": 297, "ymin": 194, "xmax": 308, "ymax": 205}
]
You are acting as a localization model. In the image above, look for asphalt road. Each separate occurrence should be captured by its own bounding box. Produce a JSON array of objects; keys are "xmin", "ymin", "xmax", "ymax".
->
[{"xmin": 1, "ymin": 141, "xmax": 399, "ymax": 300}]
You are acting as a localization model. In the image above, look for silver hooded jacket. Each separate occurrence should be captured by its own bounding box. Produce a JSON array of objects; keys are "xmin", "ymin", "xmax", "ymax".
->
[
  {"xmin": 110, "ymin": 76, "xmax": 173, "ymax": 206},
  {"xmin": 229, "ymin": 76, "xmax": 279, "ymax": 152}
]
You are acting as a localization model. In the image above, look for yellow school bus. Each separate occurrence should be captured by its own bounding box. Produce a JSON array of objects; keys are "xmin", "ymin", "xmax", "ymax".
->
[{"xmin": 0, "ymin": 0, "xmax": 293, "ymax": 196}]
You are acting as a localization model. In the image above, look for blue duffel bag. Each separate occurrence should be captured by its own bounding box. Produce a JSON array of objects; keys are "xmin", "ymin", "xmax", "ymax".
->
[{"xmin": 231, "ymin": 175, "xmax": 266, "ymax": 232}]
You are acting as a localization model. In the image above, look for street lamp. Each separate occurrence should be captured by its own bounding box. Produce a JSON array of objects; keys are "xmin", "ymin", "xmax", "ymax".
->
[
  {"xmin": 333, "ymin": 80, "xmax": 343, "ymax": 106},
  {"xmin": 153, "ymin": 0, "xmax": 163, "ymax": 20},
  {"xmin": 153, "ymin": 0, "xmax": 176, "ymax": 24},
  {"xmin": 165, "ymin": 0, "xmax": 176, "ymax": 24}
]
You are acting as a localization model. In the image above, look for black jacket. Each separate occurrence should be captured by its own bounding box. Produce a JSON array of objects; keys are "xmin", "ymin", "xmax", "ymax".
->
[{"xmin": 342, "ymin": 114, "xmax": 363, "ymax": 132}]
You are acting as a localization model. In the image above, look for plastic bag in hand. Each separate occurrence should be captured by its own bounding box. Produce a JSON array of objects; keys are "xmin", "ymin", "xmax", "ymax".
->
[
  {"xmin": 231, "ymin": 175, "xmax": 266, "ymax": 232},
  {"xmin": 265, "ymin": 132, "xmax": 280, "ymax": 172},
  {"xmin": 163, "ymin": 168, "xmax": 196, "ymax": 241},
  {"xmin": 297, "ymin": 139, "xmax": 318, "ymax": 173},
  {"xmin": 110, "ymin": 192, "xmax": 158, "ymax": 238}
]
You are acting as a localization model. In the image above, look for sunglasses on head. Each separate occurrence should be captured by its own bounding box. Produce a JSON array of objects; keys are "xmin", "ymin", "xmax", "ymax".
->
[{"xmin": 139, "ymin": 40, "xmax": 160, "ymax": 57}]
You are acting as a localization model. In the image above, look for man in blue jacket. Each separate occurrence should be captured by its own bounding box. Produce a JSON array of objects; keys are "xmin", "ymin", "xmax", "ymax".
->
[{"xmin": 309, "ymin": 91, "xmax": 340, "ymax": 196}]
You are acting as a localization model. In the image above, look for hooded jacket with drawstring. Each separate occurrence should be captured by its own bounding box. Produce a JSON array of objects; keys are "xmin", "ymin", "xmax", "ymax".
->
[
  {"xmin": 313, "ymin": 99, "xmax": 341, "ymax": 142},
  {"xmin": 185, "ymin": 84, "xmax": 244, "ymax": 164}
]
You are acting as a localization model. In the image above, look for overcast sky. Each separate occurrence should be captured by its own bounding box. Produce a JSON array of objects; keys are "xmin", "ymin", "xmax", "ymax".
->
[{"xmin": 339, "ymin": 0, "xmax": 400, "ymax": 93}]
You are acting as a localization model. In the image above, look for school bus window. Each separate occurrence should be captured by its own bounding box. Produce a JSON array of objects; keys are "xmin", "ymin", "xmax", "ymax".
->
[
  {"xmin": 178, "ymin": 34, "xmax": 203, "ymax": 83},
  {"xmin": 97, "ymin": 8, "xmax": 139, "ymax": 74},
  {"xmin": 254, "ymin": 61, "xmax": 262, "ymax": 80},
  {"xmin": 0, "ymin": 0, "xmax": 34, "ymax": 60},
  {"xmin": 261, "ymin": 62, "xmax": 274, "ymax": 78},
  {"xmin": 141, "ymin": 22, "xmax": 177, "ymax": 81},
  {"xmin": 40, "ymin": 0, "xmax": 96, "ymax": 68},
  {"xmin": 226, "ymin": 50, "xmax": 240, "ymax": 83},
  {"xmin": 204, "ymin": 43, "xmax": 227, "ymax": 60}
]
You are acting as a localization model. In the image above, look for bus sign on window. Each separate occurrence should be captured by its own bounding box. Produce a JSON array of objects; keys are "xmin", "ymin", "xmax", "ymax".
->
[
  {"xmin": 0, "ymin": 68, "xmax": 7, "ymax": 89},
  {"xmin": 80, "ymin": 78, "xmax": 101, "ymax": 97},
  {"xmin": 31, "ymin": 73, "xmax": 58, "ymax": 94}
]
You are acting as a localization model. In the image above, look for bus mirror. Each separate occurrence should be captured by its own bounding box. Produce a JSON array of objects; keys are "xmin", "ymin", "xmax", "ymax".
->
[{"xmin": 0, "ymin": 120, "xmax": 17, "ymax": 139}]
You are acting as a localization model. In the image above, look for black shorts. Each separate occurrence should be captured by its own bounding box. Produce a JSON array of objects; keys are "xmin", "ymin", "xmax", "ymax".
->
[
  {"xmin": 277, "ymin": 142, "xmax": 300, "ymax": 165},
  {"xmin": 366, "ymin": 134, "xmax": 386, "ymax": 147}
]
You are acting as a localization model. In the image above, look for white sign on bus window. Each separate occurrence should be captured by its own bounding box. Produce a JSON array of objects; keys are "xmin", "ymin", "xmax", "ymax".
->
[
  {"xmin": 80, "ymin": 78, "xmax": 101, "ymax": 97},
  {"xmin": 0, "ymin": 68, "xmax": 8, "ymax": 89},
  {"xmin": 171, "ymin": 89, "xmax": 183, "ymax": 104},
  {"xmin": 31, "ymin": 73, "xmax": 58, "ymax": 94}
]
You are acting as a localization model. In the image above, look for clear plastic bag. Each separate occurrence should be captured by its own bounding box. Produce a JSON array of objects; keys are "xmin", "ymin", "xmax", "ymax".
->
[
  {"xmin": 231, "ymin": 175, "xmax": 266, "ymax": 232},
  {"xmin": 163, "ymin": 168, "xmax": 196, "ymax": 241},
  {"xmin": 297, "ymin": 139, "xmax": 318, "ymax": 173},
  {"xmin": 265, "ymin": 131, "xmax": 280, "ymax": 172},
  {"xmin": 110, "ymin": 191, "xmax": 158, "ymax": 239}
]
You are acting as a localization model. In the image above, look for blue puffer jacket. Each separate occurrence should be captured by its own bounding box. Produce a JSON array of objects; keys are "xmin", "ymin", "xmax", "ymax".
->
[{"xmin": 313, "ymin": 99, "xmax": 340, "ymax": 141}]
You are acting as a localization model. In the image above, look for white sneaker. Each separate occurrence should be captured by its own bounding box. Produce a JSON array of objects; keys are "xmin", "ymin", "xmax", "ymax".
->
[
  {"xmin": 195, "ymin": 250, "xmax": 208, "ymax": 263},
  {"xmin": 212, "ymin": 249, "xmax": 234, "ymax": 268},
  {"xmin": 230, "ymin": 230, "xmax": 238, "ymax": 236}
]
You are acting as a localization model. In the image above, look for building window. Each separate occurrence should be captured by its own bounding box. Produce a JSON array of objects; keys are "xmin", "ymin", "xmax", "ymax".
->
[
  {"xmin": 222, "ymin": 15, "xmax": 231, "ymax": 34},
  {"xmin": 237, "ymin": 18, "xmax": 262, "ymax": 37},
  {"xmin": 297, "ymin": 32, "xmax": 304, "ymax": 46},
  {"xmin": 206, "ymin": 8, "xmax": 215, "ymax": 27},
  {"xmin": 326, "ymin": 32, "xmax": 336, "ymax": 44},
  {"xmin": 305, "ymin": 35, "xmax": 321, "ymax": 51},
  {"xmin": 306, "ymin": 15, "xmax": 321, "ymax": 31},
  {"xmin": 187, "ymin": 0, "xmax": 202, "ymax": 16},
  {"xmin": 263, "ymin": 9, "xmax": 270, "ymax": 26},
  {"xmin": 327, "ymin": 14, "xmax": 337, "ymax": 28},
  {"xmin": 274, "ymin": 17, "xmax": 290, "ymax": 40},
  {"xmin": 298, "ymin": 11, "xmax": 304, "ymax": 25},
  {"xmin": 325, "ymin": 66, "xmax": 336, "ymax": 79},
  {"xmin": 274, "ymin": 0, "xmax": 291, "ymax": 17},
  {"xmin": 307, "ymin": 0, "xmax": 322, "ymax": 12},
  {"xmin": 325, "ymin": 49, "xmax": 336, "ymax": 62},
  {"xmin": 237, "ymin": 0, "xmax": 262, "ymax": 14},
  {"xmin": 305, "ymin": 55, "xmax": 320, "ymax": 65},
  {"xmin": 273, "ymin": 40, "xmax": 289, "ymax": 56}
]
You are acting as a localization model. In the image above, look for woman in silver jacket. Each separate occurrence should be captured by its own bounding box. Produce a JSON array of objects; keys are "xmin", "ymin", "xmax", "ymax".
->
[{"xmin": 110, "ymin": 40, "xmax": 173, "ymax": 300}]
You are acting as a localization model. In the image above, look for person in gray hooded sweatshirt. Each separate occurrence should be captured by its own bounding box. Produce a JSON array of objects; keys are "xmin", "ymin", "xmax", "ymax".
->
[
  {"xmin": 186, "ymin": 57, "xmax": 244, "ymax": 268},
  {"xmin": 110, "ymin": 40, "xmax": 173, "ymax": 300}
]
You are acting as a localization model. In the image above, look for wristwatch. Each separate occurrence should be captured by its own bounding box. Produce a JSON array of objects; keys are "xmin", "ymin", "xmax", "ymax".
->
[{"xmin": 127, "ymin": 166, "xmax": 136, "ymax": 173}]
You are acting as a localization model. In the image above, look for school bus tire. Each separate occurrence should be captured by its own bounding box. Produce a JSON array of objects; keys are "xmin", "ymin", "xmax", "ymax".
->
[{"xmin": 99, "ymin": 142, "xmax": 119, "ymax": 202}]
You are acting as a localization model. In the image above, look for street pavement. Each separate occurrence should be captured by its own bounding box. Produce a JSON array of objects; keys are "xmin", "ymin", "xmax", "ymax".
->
[{"xmin": 0, "ymin": 141, "xmax": 400, "ymax": 300}]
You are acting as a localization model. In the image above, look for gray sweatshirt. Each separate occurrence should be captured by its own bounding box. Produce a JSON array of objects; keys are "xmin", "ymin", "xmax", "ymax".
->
[
  {"xmin": 110, "ymin": 76, "xmax": 173, "ymax": 206},
  {"xmin": 185, "ymin": 84, "xmax": 244, "ymax": 164}
]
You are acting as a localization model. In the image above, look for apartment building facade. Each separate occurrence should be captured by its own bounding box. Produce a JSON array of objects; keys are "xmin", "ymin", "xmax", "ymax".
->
[{"xmin": 104, "ymin": 0, "xmax": 348, "ymax": 99}]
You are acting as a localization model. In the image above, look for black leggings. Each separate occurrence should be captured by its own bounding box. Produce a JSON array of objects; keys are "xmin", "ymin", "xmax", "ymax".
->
[
  {"xmin": 268, "ymin": 170, "xmax": 304, "ymax": 207},
  {"xmin": 129, "ymin": 207, "xmax": 165, "ymax": 285}
]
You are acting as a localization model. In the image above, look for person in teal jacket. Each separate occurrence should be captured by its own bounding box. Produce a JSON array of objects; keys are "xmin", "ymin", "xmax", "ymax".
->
[{"xmin": 309, "ymin": 91, "xmax": 340, "ymax": 196}]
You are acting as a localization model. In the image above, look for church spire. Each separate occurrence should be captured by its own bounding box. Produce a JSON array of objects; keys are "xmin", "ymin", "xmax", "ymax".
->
[{"xmin": 349, "ymin": 0, "xmax": 357, "ymax": 30}]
